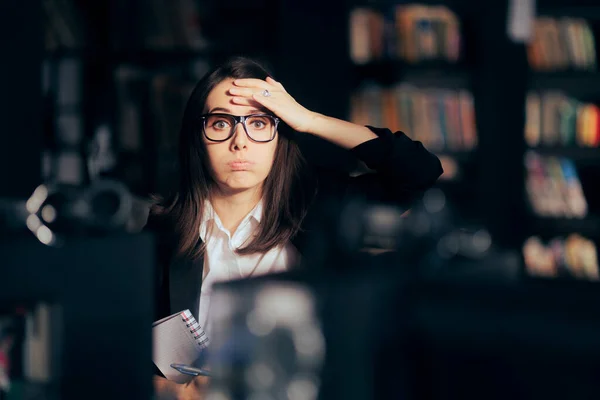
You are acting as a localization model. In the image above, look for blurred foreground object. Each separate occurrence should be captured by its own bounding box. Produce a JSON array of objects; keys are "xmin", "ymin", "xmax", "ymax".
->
[
  {"xmin": 205, "ymin": 188, "xmax": 522, "ymax": 399},
  {"xmin": 0, "ymin": 179, "xmax": 150, "ymax": 245},
  {"xmin": 208, "ymin": 282, "xmax": 324, "ymax": 400}
]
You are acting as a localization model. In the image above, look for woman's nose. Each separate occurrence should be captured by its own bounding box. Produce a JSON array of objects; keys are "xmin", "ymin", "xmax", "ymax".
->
[{"xmin": 231, "ymin": 122, "xmax": 248, "ymax": 149}]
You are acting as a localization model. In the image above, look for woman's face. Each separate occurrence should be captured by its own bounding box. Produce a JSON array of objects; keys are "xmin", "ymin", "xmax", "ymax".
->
[{"xmin": 203, "ymin": 78, "xmax": 278, "ymax": 195}]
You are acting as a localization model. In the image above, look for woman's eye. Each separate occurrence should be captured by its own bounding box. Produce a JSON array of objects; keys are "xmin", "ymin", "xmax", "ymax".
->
[
  {"xmin": 214, "ymin": 120, "xmax": 229, "ymax": 129},
  {"xmin": 251, "ymin": 121, "xmax": 266, "ymax": 129}
]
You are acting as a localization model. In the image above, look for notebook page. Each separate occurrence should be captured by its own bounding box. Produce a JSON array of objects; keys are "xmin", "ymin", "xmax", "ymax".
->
[{"xmin": 152, "ymin": 310, "xmax": 208, "ymax": 383}]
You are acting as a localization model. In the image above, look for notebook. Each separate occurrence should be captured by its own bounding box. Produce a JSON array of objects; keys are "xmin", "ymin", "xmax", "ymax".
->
[{"xmin": 152, "ymin": 309, "xmax": 209, "ymax": 383}]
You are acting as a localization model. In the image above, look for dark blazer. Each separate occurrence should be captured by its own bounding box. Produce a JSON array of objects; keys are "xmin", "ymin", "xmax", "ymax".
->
[{"xmin": 146, "ymin": 126, "xmax": 443, "ymax": 322}]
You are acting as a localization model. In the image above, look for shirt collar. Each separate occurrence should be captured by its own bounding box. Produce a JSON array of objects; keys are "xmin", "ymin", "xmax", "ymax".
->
[
  {"xmin": 248, "ymin": 200, "xmax": 263, "ymax": 223},
  {"xmin": 199, "ymin": 199, "xmax": 263, "ymax": 241}
]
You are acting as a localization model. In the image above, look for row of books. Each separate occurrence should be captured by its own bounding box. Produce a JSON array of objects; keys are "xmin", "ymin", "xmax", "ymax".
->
[
  {"xmin": 350, "ymin": 84, "xmax": 477, "ymax": 152},
  {"xmin": 527, "ymin": 17, "xmax": 597, "ymax": 71},
  {"xmin": 350, "ymin": 5, "xmax": 461, "ymax": 64},
  {"xmin": 525, "ymin": 151, "xmax": 588, "ymax": 219},
  {"xmin": 42, "ymin": 57, "xmax": 86, "ymax": 186},
  {"xmin": 525, "ymin": 91, "xmax": 600, "ymax": 147},
  {"xmin": 0, "ymin": 303, "xmax": 61, "ymax": 395},
  {"xmin": 523, "ymin": 234, "xmax": 598, "ymax": 280},
  {"xmin": 44, "ymin": 0, "xmax": 208, "ymax": 51}
]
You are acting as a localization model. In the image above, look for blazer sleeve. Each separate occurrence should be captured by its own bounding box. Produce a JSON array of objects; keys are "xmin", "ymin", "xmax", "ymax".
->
[
  {"xmin": 143, "ymin": 212, "xmax": 174, "ymax": 378},
  {"xmin": 344, "ymin": 126, "xmax": 443, "ymax": 209}
]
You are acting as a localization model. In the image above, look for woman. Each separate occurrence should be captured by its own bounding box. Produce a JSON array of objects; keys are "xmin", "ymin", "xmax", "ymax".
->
[{"xmin": 148, "ymin": 56, "xmax": 443, "ymax": 399}]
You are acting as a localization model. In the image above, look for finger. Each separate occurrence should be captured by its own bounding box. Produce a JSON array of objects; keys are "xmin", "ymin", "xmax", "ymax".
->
[
  {"xmin": 251, "ymin": 93, "xmax": 279, "ymax": 113},
  {"xmin": 266, "ymin": 77, "xmax": 286, "ymax": 92},
  {"xmin": 229, "ymin": 87, "xmax": 278, "ymax": 98},
  {"xmin": 191, "ymin": 375, "xmax": 210, "ymax": 389},
  {"xmin": 228, "ymin": 87, "xmax": 257, "ymax": 98},
  {"xmin": 233, "ymin": 78, "xmax": 273, "ymax": 89},
  {"xmin": 230, "ymin": 96, "xmax": 264, "ymax": 108}
]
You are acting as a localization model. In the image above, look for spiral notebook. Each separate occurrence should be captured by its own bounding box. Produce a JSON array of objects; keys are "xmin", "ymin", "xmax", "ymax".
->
[{"xmin": 152, "ymin": 309, "xmax": 209, "ymax": 383}]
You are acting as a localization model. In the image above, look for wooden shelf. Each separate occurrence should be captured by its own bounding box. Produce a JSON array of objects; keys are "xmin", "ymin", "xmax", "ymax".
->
[
  {"xmin": 527, "ymin": 146, "xmax": 600, "ymax": 163},
  {"xmin": 537, "ymin": 5, "xmax": 600, "ymax": 19},
  {"xmin": 530, "ymin": 215, "xmax": 600, "ymax": 238},
  {"xmin": 529, "ymin": 71, "xmax": 600, "ymax": 99},
  {"xmin": 353, "ymin": 60, "xmax": 471, "ymax": 88}
]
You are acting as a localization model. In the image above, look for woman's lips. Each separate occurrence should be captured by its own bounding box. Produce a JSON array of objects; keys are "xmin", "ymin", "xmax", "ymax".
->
[{"xmin": 228, "ymin": 160, "xmax": 254, "ymax": 171}]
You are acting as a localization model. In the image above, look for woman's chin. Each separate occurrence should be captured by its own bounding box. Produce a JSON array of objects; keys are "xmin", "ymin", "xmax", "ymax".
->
[{"xmin": 221, "ymin": 177, "xmax": 262, "ymax": 193}]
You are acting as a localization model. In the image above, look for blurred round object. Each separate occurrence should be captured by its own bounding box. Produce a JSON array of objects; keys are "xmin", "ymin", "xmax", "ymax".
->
[
  {"xmin": 423, "ymin": 188, "xmax": 446, "ymax": 214},
  {"xmin": 23, "ymin": 179, "xmax": 133, "ymax": 245},
  {"xmin": 209, "ymin": 283, "xmax": 324, "ymax": 400},
  {"xmin": 80, "ymin": 179, "xmax": 133, "ymax": 229}
]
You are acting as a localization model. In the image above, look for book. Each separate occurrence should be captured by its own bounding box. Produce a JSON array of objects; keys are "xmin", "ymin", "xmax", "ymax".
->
[
  {"xmin": 349, "ymin": 4, "xmax": 462, "ymax": 64},
  {"xmin": 152, "ymin": 309, "xmax": 209, "ymax": 383},
  {"xmin": 528, "ymin": 17, "xmax": 597, "ymax": 71},
  {"xmin": 525, "ymin": 90, "xmax": 600, "ymax": 148},
  {"xmin": 524, "ymin": 234, "xmax": 599, "ymax": 280}
]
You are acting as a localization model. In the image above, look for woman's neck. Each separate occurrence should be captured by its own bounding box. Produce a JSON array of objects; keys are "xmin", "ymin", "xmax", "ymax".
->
[{"xmin": 209, "ymin": 186, "xmax": 262, "ymax": 234}]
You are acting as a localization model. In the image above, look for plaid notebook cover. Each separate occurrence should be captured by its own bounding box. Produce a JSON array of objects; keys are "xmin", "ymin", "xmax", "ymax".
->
[{"xmin": 181, "ymin": 310, "xmax": 209, "ymax": 349}]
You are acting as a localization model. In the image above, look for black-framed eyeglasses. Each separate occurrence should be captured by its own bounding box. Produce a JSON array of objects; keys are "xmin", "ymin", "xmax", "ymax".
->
[{"xmin": 200, "ymin": 113, "xmax": 280, "ymax": 143}]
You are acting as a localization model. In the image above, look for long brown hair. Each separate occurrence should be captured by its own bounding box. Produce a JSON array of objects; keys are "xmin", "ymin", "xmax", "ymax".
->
[{"xmin": 151, "ymin": 57, "xmax": 313, "ymax": 260}]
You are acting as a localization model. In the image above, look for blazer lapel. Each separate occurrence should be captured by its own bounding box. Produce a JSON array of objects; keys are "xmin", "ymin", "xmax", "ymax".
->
[{"xmin": 169, "ymin": 240, "xmax": 204, "ymax": 319}]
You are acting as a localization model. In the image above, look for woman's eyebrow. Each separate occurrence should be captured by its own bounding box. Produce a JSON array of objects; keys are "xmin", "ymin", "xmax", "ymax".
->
[
  {"xmin": 207, "ymin": 107, "xmax": 268, "ymax": 115},
  {"xmin": 207, "ymin": 106, "xmax": 231, "ymax": 113}
]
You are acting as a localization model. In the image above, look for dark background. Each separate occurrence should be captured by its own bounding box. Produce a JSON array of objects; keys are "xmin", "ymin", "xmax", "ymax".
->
[{"xmin": 1, "ymin": 0, "xmax": 600, "ymax": 398}]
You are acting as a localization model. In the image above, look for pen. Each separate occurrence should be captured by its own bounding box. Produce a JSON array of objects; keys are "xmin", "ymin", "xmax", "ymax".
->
[{"xmin": 170, "ymin": 363, "xmax": 212, "ymax": 377}]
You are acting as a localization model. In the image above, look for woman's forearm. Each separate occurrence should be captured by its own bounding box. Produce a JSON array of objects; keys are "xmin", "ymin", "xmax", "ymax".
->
[{"xmin": 305, "ymin": 112, "xmax": 378, "ymax": 149}]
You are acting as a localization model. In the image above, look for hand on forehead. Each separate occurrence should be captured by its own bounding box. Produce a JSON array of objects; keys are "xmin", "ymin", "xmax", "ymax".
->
[{"xmin": 206, "ymin": 79, "xmax": 267, "ymax": 115}]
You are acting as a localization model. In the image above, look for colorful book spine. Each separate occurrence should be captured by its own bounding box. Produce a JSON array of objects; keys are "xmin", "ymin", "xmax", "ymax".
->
[
  {"xmin": 350, "ymin": 85, "xmax": 477, "ymax": 152},
  {"xmin": 524, "ymin": 234, "xmax": 598, "ymax": 280},
  {"xmin": 349, "ymin": 5, "xmax": 462, "ymax": 64},
  {"xmin": 525, "ymin": 90, "xmax": 600, "ymax": 147}
]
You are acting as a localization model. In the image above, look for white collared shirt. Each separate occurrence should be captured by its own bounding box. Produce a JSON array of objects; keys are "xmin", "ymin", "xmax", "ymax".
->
[{"xmin": 197, "ymin": 200, "xmax": 298, "ymax": 340}]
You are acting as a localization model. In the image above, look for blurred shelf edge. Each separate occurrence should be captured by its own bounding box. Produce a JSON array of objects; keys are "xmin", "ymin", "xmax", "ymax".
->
[
  {"xmin": 527, "ymin": 146, "xmax": 600, "ymax": 162},
  {"xmin": 529, "ymin": 71, "xmax": 600, "ymax": 97},
  {"xmin": 352, "ymin": 59, "xmax": 472, "ymax": 88},
  {"xmin": 427, "ymin": 249, "xmax": 522, "ymax": 284},
  {"xmin": 349, "ymin": 0, "xmax": 474, "ymax": 14},
  {"xmin": 536, "ymin": 5, "xmax": 600, "ymax": 18},
  {"xmin": 530, "ymin": 214, "xmax": 600, "ymax": 239}
]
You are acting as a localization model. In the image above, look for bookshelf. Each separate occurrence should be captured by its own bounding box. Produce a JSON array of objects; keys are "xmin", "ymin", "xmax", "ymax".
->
[
  {"xmin": 522, "ymin": 0, "xmax": 600, "ymax": 280},
  {"xmin": 529, "ymin": 146, "xmax": 600, "ymax": 162},
  {"xmin": 346, "ymin": 0, "xmax": 488, "ymax": 227},
  {"xmin": 11, "ymin": 0, "xmax": 600, "ymax": 282},
  {"xmin": 352, "ymin": 60, "xmax": 471, "ymax": 87},
  {"xmin": 342, "ymin": 0, "xmax": 600, "ymax": 279}
]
